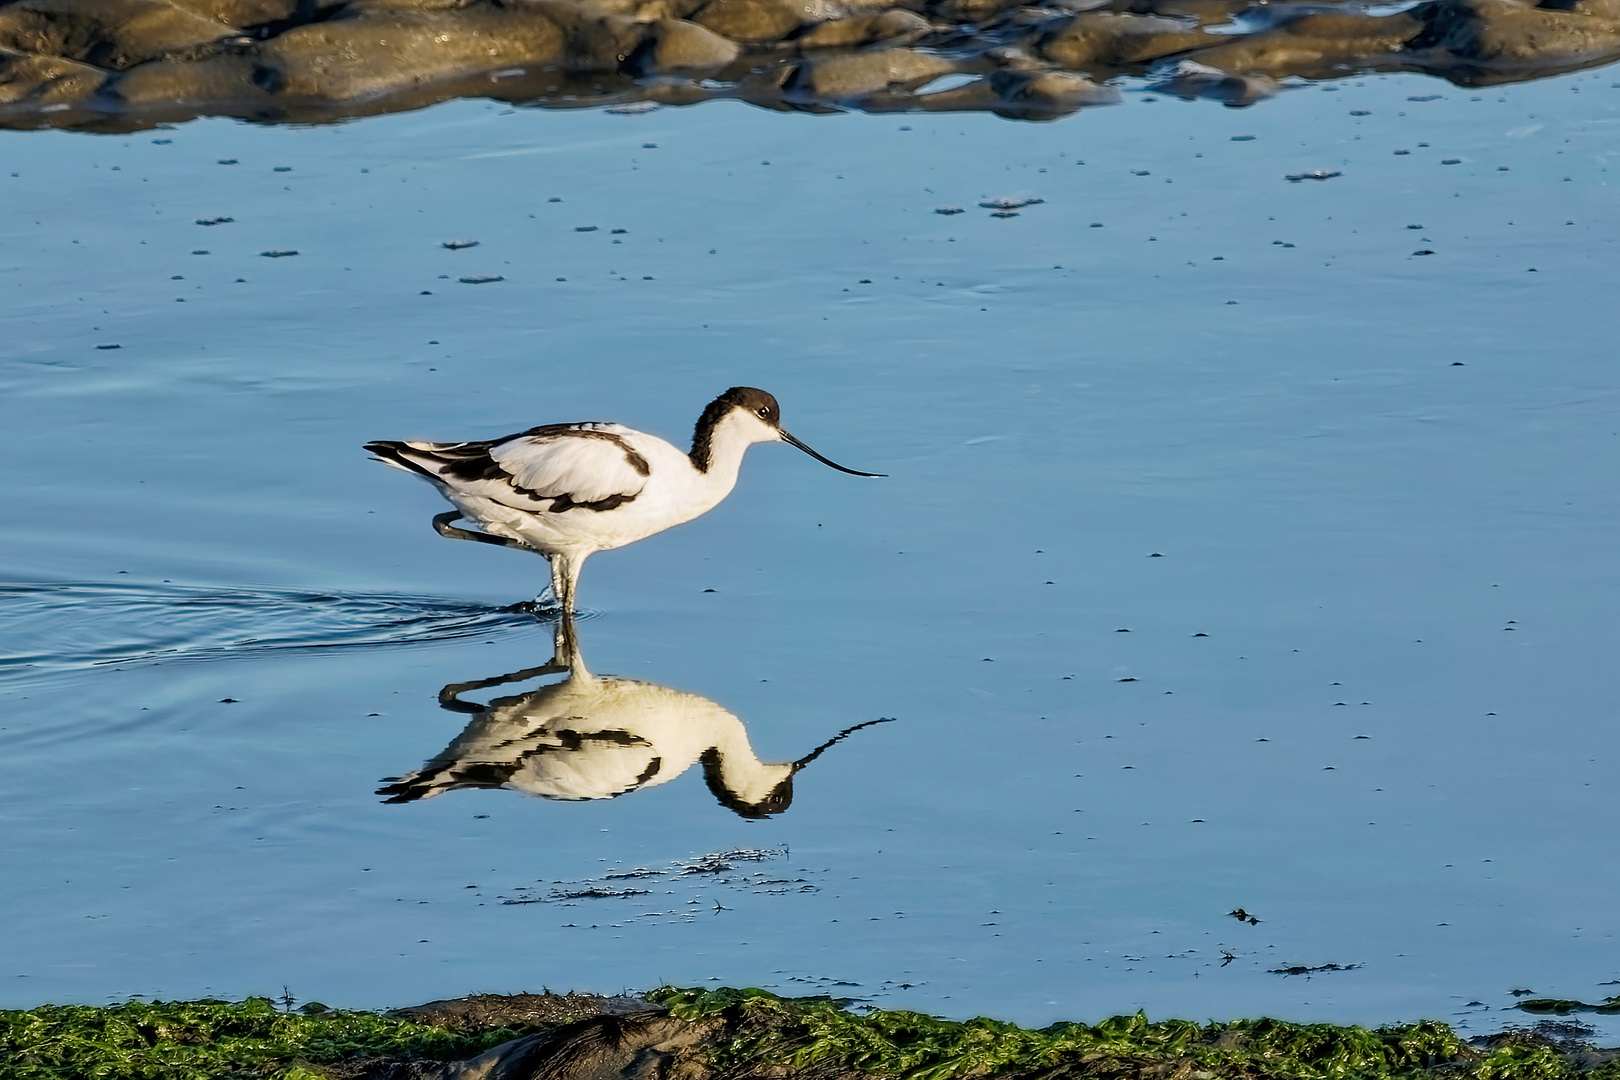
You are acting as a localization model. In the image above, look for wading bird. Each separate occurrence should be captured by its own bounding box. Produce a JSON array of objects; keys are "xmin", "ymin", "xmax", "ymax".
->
[
  {"xmin": 365, "ymin": 387, "xmax": 882, "ymax": 611},
  {"xmin": 377, "ymin": 634, "xmax": 893, "ymax": 818}
]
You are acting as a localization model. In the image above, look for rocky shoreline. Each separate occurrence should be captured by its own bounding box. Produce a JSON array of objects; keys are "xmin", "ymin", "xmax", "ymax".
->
[
  {"xmin": 4, "ymin": 986, "xmax": 1619, "ymax": 1079},
  {"xmin": 2, "ymin": 0, "xmax": 1619, "ymax": 129}
]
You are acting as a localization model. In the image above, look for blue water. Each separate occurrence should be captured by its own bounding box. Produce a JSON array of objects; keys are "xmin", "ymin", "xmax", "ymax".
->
[{"xmin": 2, "ymin": 73, "xmax": 1618, "ymax": 1037}]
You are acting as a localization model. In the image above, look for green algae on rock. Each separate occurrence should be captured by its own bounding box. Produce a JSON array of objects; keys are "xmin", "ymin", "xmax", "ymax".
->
[
  {"xmin": 3, "ymin": 987, "xmax": 1619, "ymax": 1080},
  {"xmin": 1, "ymin": 0, "xmax": 1619, "ymax": 130}
]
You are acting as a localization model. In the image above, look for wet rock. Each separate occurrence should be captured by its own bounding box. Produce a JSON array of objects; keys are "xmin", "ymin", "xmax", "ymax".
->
[
  {"xmin": 256, "ymin": 5, "xmax": 579, "ymax": 100},
  {"xmin": 407, "ymin": 1010, "xmax": 719, "ymax": 1080},
  {"xmin": 391, "ymin": 992, "xmax": 650, "ymax": 1033},
  {"xmin": 110, "ymin": 53, "xmax": 272, "ymax": 106},
  {"xmin": 928, "ymin": 0, "xmax": 1002, "ymax": 18},
  {"xmin": 0, "ymin": 47, "xmax": 107, "ymax": 103},
  {"xmin": 693, "ymin": 0, "xmax": 836, "ymax": 44},
  {"xmin": 795, "ymin": 9, "xmax": 928, "ymax": 48},
  {"xmin": 988, "ymin": 67, "xmax": 1118, "ymax": 111},
  {"xmin": 1405, "ymin": 0, "xmax": 1620, "ymax": 70},
  {"xmin": 585, "ymin": 0, "xmax": 710, "ymax": 22},
  {"xmin": 1038, "ymin": 12, "xmax": 1213, "ymax": 66},
  {"xmin": 1151, "ymin": 58, "xmax": 1277, "ymax": 104},
  {"xmin": 163, "ymin": 0, "xmax": 302, "ymax": 27},
  {"xmin": 785, "ymin": 45, "xmax": 954, "ymax": 99},
  {"xmin": 1182, "ymin": 9, "xmax": 1422, "ymax": 76},
  {"xmin": 4, "ymin": 0, "xmax": 1620, "ymax": 127},
  {"xmin": 626, "ymin": 18, "xmax": 740, "ymax": 75},
  {"xmin": 0, "ymin": 0, "xmax": 236, "ymax": 70}
]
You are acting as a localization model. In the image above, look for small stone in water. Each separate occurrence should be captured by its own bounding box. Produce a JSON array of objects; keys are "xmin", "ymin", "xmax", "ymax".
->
[
  {"xmin": 460, "ymin": 274, "xmax": 504, "ymax": 284},
  {"xmin": 442, "ymin": 238, "xmax": 479, "ymax": 250},
  {"xmin": 935, "ymin": 206, "xmax": 964, "ymax": 215},
  {"xmin": 260, "ymin": 249, "xmax": 298, "ymax": 257},
  {"xmin": 195, "ymin": 216, "xmax": 233, "ymax": 226},
  {"xmin": 575, "ymin": 225, "xmax": 598, "ymax": 232},
  {"xmin": 96, "ymin": 343, "xmax": 121, "ymax": 349}
]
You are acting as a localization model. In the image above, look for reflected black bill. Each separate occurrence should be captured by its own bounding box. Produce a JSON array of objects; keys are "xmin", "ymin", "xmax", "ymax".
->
[{"xmin": 780, "ymin": 430, "xmax": 886, "ymax": 477}]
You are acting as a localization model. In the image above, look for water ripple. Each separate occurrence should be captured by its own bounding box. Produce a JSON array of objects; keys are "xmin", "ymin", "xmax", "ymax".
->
[{"xmin": 0, "ymin": 581, "xmax": 551, "ymax": 686}]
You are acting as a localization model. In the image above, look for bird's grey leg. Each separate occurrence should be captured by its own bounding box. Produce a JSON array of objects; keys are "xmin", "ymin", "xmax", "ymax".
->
[
  {"xmin": 547, "ymin": 555, "xmax": 568, "ymax": 617},
  {"xmin": 552, "ymin": 610, "xmax": 583, "ymax": 671},
  {"xmin": 432, "ymin": 510, "xmax": 536, "ymax": 553},
  {"xmin": 548, "ymin": 551, "xmax": 583, "ymax": 617},
  {"xmin": 437, "ymin": 660, "xmax": 571, "ymax": 713}
]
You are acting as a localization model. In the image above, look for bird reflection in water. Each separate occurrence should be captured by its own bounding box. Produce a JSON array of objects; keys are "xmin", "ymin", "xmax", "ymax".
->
[{"xmin": 378, "ymin": 622, "xmax": 892, "ymax": 818}]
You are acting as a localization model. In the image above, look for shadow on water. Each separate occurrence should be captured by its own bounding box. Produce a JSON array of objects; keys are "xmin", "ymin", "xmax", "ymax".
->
[
  {"xmin": 379, "ymin": 615, "xmax": 894, "ymax": 819},
  {"xmin": 0, "ymin": 580, "xmax": 552, "ymax": 687},
  {"xmin": 2, "ymin": 0, "xmax": 1619, "ymax": 130}
]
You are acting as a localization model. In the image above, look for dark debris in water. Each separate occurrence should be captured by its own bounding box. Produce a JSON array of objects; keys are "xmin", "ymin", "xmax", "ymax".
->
[
  {"xmin": 459, "ymin": 274, "xmax": 504, "ymax": 284},
  {"xmin": 497, "ymin": 847, "xmax": 812, "ymax": 921},
  {"xmin": 259, "ymin": 249, "xmax": 298, "ymax": 258},
  {"xmin": 1285, "ymin": 170, "xmax": 1342, "ymax": 182},
  {"xmin": 1270, "ymin": 962, "xmax": 1363, "ymax": 976}
]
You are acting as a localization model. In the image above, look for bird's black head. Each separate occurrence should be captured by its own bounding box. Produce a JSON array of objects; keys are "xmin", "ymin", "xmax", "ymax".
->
[
  {"xmin": 690, "ymin": 387, "xmax": 780, "ymax": 471},
  {"xmin": 700, "ymin": 747, "xmax": 796, "ymax": 819},
  {"xmin": 717, "ymin": 386, "xmax": 780, "ymax": 428}
]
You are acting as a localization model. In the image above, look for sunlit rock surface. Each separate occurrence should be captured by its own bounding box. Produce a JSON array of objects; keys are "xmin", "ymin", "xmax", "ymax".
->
[{"xmin": 0, "ymin": 0, "xmax": 1617, "ymax": 127}]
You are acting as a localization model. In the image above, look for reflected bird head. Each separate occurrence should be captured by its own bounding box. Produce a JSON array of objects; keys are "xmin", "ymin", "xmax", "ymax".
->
[{"xmin": 700, "ymin": 717, "xmax": 895, "ymax": 819}]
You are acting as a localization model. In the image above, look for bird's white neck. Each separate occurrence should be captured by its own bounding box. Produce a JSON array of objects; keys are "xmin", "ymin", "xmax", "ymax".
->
[
  {"xmin": 709, "ymin": 721, "xmax": 793, "ymax": 801},
  {"xmin": 689, "ymin": 410, "xmax": 775, "ymax": 484}
]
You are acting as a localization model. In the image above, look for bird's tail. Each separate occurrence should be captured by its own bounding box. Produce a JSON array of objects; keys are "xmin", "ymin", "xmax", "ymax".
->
[{"xmin": 364, "ymin": 440, "xmax": 448, "ymax": 480}]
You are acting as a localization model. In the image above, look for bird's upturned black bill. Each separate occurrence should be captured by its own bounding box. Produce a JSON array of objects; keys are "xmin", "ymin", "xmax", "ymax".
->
[{"xmin": 780, "ymin": 430, "xmax": 886, "ymax": 477}]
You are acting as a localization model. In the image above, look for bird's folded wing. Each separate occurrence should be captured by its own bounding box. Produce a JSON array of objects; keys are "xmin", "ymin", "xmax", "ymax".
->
[{"xmin": 488, "ymin": 427, "xmax": 650, "ymax": 504}]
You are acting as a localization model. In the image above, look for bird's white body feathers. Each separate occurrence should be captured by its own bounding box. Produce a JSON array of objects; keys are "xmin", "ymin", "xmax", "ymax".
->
[
  {"xmin": 375, "ymin": 412, "xmax": 771, "ymax": 560},
  {"xmin": 379, "ymin": 663, "xmax": 794, "ymax": 812}
]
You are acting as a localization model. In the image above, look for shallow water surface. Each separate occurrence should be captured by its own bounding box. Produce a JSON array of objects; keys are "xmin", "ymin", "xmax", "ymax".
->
[{"xmin": 2, "ymin": 75, "xmax": 1618, "ymax": 1038}]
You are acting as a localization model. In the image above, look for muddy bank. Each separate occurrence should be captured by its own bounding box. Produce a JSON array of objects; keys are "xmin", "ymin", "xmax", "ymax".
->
[
  {"xmin": 1, "ymin": 0, "xmax": 1618, "ymax": 129},
  {"xmin": 5, "ymin": 987, "xmax": 1620, "ymax": 1079}
]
